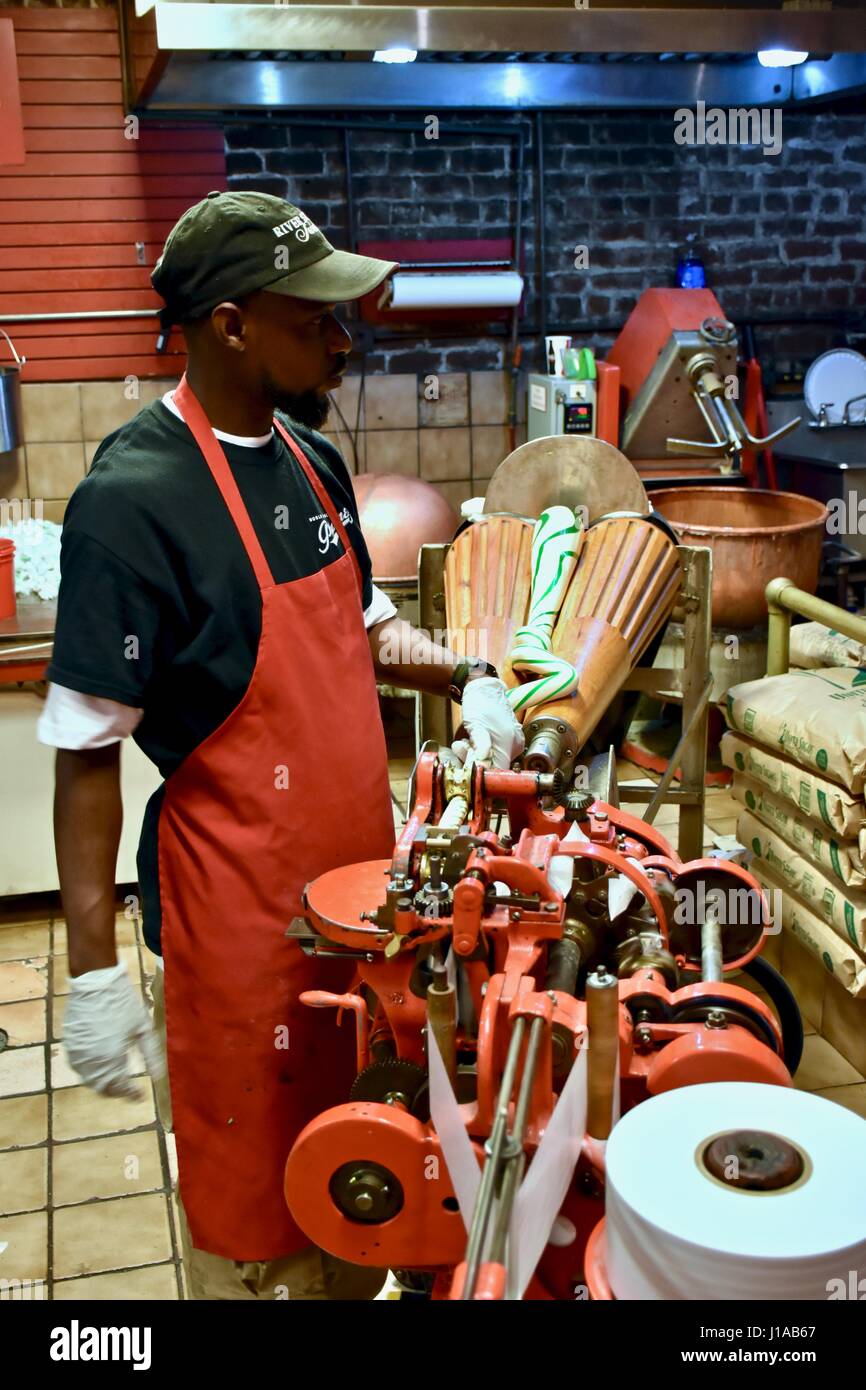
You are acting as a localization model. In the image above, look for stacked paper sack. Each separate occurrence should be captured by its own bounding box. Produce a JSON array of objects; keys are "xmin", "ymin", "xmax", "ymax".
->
[{"xmin": 722, "ymin": 650, "xmax": 866, "ymax": 999}]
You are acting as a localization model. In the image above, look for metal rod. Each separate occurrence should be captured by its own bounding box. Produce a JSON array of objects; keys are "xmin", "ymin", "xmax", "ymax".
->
[
  {"xmin": 343, "ymin": 127, "xmax": 356, "ymax": 255},
  {"xmin": 535, "ymin": 111, "xmax": 547, "ymax": 353},
  {"xmin": 701, "ymin": 915, "xmax": 724, "ymax": 983},
  {"xmin": 157, "ymin": 113, "xmax": 534, "ymax": 141},
  {"xmin": 643, "ymin": 675, "xmax": 713, "ymax": 826},
  {"xmin": 2, "ymin": 311, "xmax": 160, "ymax": 325},
  {"xmin": 397, "ymin": 260, "xmax": 512, "ymax": 270},
  {"xmin": 676, "ymin": 546, "xmax": 712, "ymax": 862},
  {"xmin": 766, "ymin": 578, "xmax": 866, "ymax": 677},
  {"xmin": 487, "ymin": 1014, "xmax": 546, "ymax": 1270},
  {"xmin": 462, "ymin": 1015, "xmax": 526, "ymax": 1300},
  {"xmin": 505, "ymin": 126, "xmax": 525, "ymax": 434},
  {"xmin": 0, "ymin": 642, "xmax": 52, "ymax": 658},
  {"xmin": 427, "ymin": 962, "xmax": 457, "ymax": 1086},
  {"xmin": 586, "ymin": 966, "xmax": 619, "ymax": 1141}
]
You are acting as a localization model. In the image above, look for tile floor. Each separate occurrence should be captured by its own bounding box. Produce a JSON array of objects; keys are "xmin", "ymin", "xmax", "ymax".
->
[{"xmin": 1, "ymin": 769, "xmax": 864, "ymax": 1299}]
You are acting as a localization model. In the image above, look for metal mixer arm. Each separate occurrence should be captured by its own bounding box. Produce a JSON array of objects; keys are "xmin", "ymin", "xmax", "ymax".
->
[{"xmin": 667, "ymin": 387, "xmax": 801, "ymax": 459}]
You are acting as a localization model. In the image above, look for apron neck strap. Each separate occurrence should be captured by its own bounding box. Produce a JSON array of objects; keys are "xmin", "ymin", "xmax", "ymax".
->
[
  {"xmin": 174, "ymin": 374, "xmax": 275, "ymax": 591},
  {"xmin": 173, "ymin": 374, "xmax": 364, "ymax": 603}
]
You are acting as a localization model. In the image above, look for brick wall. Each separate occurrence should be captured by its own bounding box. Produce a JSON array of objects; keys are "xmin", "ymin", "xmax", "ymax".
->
[{"xmin": 226, "ymin": 106, "xmax": 866, "ymax": 376}]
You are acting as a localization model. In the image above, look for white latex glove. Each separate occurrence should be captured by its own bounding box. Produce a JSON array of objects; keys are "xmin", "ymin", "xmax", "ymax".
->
[
  {"xmin": 63, "ymin": 961, "xmax": 166, "ymax": 1101},
  {"xmin": 452, "ymin": 676, "xmax": 525, "ymax": 770}
]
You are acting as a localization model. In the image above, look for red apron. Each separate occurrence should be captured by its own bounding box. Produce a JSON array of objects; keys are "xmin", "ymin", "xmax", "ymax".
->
[{"xmin": 158, "ymin": 374, "xmax": 395, "ymax": 1260}]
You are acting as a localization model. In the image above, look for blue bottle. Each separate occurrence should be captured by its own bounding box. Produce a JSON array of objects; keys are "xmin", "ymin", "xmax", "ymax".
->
[{"xmin": 676, "ymin": 249, "xmax": 707, "ymax": 289}]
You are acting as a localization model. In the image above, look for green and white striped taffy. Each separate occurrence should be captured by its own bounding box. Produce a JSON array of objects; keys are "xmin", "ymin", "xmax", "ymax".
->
[{"xmin": 507, "ymin": 505, "xmax": 583, "ymax": 717}]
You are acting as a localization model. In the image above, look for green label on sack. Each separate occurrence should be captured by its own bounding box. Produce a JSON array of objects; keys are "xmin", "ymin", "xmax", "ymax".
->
[
  {"xmin": 744, "ymin": 707, "xmax": 756, "ymax": 734},
  {"xmin": 735, "ymin": 752, "xmax": 745, "ymax": 771},
  {"xmin": 816, "ymin": 748, "xmax": 829, "ymax": 771},
  {"xmin": 830, "ymin": 840, "xmax": 842, "ymax": 880},
  {"xmin": 823, "ymin": 951, "xmax": 834, "ymax": 974},
  {"xmin": 746, "ymin": 789, "xmax": 756, "ymax": 809},
  {"xmin": 845, "ymin": 901, "xmax": 857, "ymax": 947},
  {"xmin": 817, "ymin": 788, "xmax": 832, "ymax": 827},
  {"xmin": 752, "ymin": 837, "xmax": 762, "ymax": 856}
]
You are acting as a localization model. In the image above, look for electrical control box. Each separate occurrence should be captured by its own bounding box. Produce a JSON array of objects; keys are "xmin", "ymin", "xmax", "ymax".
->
[{"xmin": 527, "ymin": 373, "xmax": 598, "ymax": 442}]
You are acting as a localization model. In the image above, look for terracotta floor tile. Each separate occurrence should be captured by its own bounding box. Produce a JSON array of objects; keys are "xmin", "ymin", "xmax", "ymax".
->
[
  {"xmin": 51, "ymin": 994, "xmax": 65, "ymax": 1042},
  {"xmin": 0, "ymin": 958, "xmax": 48, "ymax": 1004},
  {"xmin": 53, "ymin": 1191, "xmax": 172, "ymax": 1279},
  {"xmin": 0, "ymin": 999, "xmax": 46, "ymax": 1047},
  {"xmin": 0, "ymin": 1208, "xmax": 48, "ymax": 1282},
  {"xmin": 794, "ymin": 1033, "xmax": 864, "ymax": 1091},
  {"xmin": 814, "ymin": 1083, "xmax": 866, "ymax": 1120},
  {"xmin": 51, "ymin": 1041, "xmax": 146, "ymax": 1092},
  {"xmin": 0, "ymin": 1146, "xmax": 47, "ymax": 1214},
  {"xmin": 54, "ymin": 945, "xmax": 141, "ymax": 998},
  {"xmin": 0, "ymin": 923, "xmax": 50, "ymax": 963},
  {"xmin": 0, "ymin": 1045, "xmax": 46, "ymax": 1099},
  {"xmin": 53, "ymin": 1130, "xmax": 163, "ymax": 1207},
  {"xmin": 0, "ymin": 1093, "xmax": 48, "ymax": 1150},
  {"xmin": 53, "ymin": 1083, "xmax": 155, "ymax": 1142},
  {"xmin": 53, "ymin": 1262, "xmax": 180, "ymax": 1301}
]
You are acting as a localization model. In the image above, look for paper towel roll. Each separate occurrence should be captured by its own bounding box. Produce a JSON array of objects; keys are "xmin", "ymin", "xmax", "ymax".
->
[
  {"xmin": 385, "ymin": 271, "xmax": 524, "ymax": 310},
  {"xmin": 605, "ymin": 1082, "xmax": 866, "ymax": 1301}
]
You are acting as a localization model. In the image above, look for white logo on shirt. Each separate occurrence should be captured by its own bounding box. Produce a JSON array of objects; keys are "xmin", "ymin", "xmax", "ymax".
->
[
  {"xmin": 318, "ymin": 519, "xmax": 339, "ymax": 554},
  {"xmin": 312, "ymin": 506, "xmax": 353, "ymax": 555}
]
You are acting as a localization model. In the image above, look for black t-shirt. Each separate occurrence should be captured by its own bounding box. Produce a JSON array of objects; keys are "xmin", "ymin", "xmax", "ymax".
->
[{"xmin": 47, "ymin": 398, "xmax": 375, "ymax": 955}]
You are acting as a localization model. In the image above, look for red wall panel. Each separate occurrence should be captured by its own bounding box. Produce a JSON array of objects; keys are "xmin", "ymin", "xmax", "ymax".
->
[{"xmin": 0, "ymin": 6, "xmax": 226, "ymax": 382}]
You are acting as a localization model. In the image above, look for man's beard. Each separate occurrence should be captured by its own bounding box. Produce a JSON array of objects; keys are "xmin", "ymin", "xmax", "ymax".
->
[
  {"xmin": 262, "ymin": 378, "xmax": 332, "ymax": 430},
  {"xmin": 261, "ymin": 361, "xmax": 347, "ymax": 430}
]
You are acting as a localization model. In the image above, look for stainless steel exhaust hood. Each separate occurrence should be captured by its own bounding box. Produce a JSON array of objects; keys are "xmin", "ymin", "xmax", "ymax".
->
[{"xmin": 124, "ymin": 3, "xmax": 866, "ymax": 115}]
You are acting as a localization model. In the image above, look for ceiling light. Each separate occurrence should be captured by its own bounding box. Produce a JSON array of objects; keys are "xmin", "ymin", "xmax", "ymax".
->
[
  {"xmin": 373, "ymin": 48, "xmax": 418, "ymax": 63},
  {"xmin": 757, "ymin": 50, "xmax": 809, "ymax": 68},
  {"xmin": 503, "ymin": 67, "xmax": 524, "ymax": 99}
]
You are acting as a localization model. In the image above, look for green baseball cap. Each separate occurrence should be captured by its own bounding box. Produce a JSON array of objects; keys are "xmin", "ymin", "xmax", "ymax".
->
[{"xmin": 152, "ymin": 190, "xmax": 398, "ymax": 323}]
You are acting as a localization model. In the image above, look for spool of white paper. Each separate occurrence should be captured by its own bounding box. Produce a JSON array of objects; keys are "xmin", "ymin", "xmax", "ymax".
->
[
  {"xmin": 605, "ymin": 1083, "xmax": 866, "ymax": 1301},
  {"xmin": 384, "ymin": 271, "xmax": 524, "ymax": 310}
]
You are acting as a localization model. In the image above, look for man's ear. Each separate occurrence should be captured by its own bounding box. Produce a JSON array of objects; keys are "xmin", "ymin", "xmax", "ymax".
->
[{"xmin": 210, "ymin": 301, "xmax": 247, "ymax": 352}]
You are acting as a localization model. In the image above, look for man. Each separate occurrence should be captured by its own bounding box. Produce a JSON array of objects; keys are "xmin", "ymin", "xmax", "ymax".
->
[{"xmin": 39, "ymin": 192, "xmax": 523, "ymax": 1300}]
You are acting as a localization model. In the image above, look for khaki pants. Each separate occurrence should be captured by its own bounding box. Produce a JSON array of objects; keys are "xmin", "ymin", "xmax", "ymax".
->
[{"xmin": 150, "ymin": 965, "xmax": 385, "ymax": 1301}]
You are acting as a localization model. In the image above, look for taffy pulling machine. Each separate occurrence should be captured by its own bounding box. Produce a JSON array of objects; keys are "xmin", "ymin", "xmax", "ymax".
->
[{"xmin": 281, "ymin": 446, "xmax": 809, "ymax": 1300}]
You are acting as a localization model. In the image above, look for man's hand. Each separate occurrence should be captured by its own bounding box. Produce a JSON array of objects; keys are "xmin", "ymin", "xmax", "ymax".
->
[
  {"xmin": 452, "ymin": 676, "xmax": 525, "ymax": 769},
  {"xmin": 53, "ymin": 744, "xmax": 161, "ymax": 1101},
  {"xmin": 64, "ymin": 962, "xmax": 166, "ymax": 1100}
]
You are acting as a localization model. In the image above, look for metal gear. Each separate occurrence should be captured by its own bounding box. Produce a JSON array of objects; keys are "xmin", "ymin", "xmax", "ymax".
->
[{"xmin": 350, "ymin": 1058, "xmax": 430, "ymax": 1120}]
